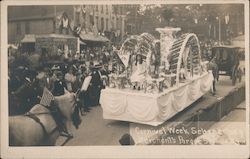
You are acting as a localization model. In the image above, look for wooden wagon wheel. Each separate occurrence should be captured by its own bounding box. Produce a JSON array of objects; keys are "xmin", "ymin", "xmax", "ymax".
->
[{"xmin": 169, "ymin": 33, "xmax": 202, "ymax": 85}]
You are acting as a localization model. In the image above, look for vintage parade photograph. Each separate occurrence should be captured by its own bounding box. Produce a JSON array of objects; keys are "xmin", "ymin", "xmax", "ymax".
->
[{"xmin": 1, "ymin": 0, "xmax": 249, "ymax": 158}]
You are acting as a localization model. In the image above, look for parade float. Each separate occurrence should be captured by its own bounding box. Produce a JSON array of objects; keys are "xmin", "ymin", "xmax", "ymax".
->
[{"xmin": 100, "ymin": 27, "xmax": 213, "ymax": 126}]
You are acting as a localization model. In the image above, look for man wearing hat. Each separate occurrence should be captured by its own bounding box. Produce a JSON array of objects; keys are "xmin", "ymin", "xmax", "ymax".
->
[
  {"xmin": 64, "ymin": 66, "xmax": 76, "ymax": 92},
  {"xmin": 37, "ymin": 67, "xmax": 55, "ymax": 91},
  {"xmin": 52, "ymin": 71, "xmax": 67, "ymax": 96},
  {"xmin": 207, "ymin": 56, "xmax": 218, "ymax": 95},
  {"xmin": 11, "ymin": 67, "xmax": 40, "ymax": 114},
  {"xmin": 84, "ymin": 61, "xmax": 104, "ymax": 107},
  {"xmin": 9, "ymin": 66, "xmax": 25, "ymax": 93}
]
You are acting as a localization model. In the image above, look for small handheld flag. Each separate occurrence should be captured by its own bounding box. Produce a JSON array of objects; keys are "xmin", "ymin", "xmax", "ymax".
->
[{"xmin": 40, "ymin": 87, "xmax": 55, "ymax": 107}]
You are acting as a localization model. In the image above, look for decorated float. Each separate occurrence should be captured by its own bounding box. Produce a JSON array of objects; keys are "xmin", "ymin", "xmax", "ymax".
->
[{"xmin": 100, "ymin": 27, "xmax": 213, "ymax": 126}]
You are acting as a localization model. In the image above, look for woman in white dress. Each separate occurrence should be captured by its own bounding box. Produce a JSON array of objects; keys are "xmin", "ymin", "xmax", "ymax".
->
[{"xmin": 130, "ymin": 54, "xmax": 146, "ymax": 89}]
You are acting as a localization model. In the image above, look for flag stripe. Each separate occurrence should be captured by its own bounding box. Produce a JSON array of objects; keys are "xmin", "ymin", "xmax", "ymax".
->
[{"xmin": 40, "ymin": 87, "xmax": 54, "ymax": 106}]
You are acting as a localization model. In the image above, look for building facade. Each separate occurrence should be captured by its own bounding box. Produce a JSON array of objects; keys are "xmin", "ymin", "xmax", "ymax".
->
[
  {"xmin": 8, "ymin": 5, "xmax": 127, "ymax": 44},
  {"xmin": 73, "ymin": 5, "xmax": 127, "ymax": 44},
  {"xmin": 8, "ymin": 6, "xmax": 75, "ymax": 43}
]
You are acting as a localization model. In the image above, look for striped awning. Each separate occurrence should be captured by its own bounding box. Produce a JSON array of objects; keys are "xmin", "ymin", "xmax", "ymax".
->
[{"xmin": 79, "ymin": 33, "xmax": 110, "ymax": 43}]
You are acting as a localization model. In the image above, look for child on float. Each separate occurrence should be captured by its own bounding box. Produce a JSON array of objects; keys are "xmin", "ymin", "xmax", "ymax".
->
[{"xmin": 130, "ymin": 53, "xmax": 146, "ymax": 90}]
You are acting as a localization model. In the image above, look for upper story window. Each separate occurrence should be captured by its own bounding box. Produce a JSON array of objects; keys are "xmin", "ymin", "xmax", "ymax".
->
[
  {"xmin": 90, "ymin": 15, "xmax": 94, "ymax": 25},
  {"xmin": 106, "ymin": 5, "xmax": 108, "ymax": 15},
  {"xmin": 16, "ymin": 22, "xmax": 21, "ymax": 35},
  {"xmin": 106, "ymin": 18, "xmax": 109, "ymax": 30},
  {"xmin": 101, "ymin": 5, "xmax": 104, "ymax": 13},
  {"xmin": 75, "ymin": 12, "xmax": 80, "ymax": 25},
  {"xmin": 96, "ymin": 16, "xmax": 99, "ymax": 29},
  {"xmin": 120, "ymin": 6, "xmax": 123, "ymax": 15},
  {"xmin": 116, "ymin": 17, "xmax": 119, "ymax": 29}
]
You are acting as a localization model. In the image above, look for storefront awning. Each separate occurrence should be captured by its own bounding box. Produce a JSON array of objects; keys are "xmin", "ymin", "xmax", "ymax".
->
[
  {"xmin": 79, "ymin": 40, "xmax": 86, "ymax": 45},
  {"xmin": 36, "ymin": 33, "xmax": 76, "ymax": 39},
  {"xmin": 21, "ymin": 34, "xmax": 36, "ymax": 43},
  {"xmin": 79, "ymin": 33, "xmax": 110, "ymax": 43}
]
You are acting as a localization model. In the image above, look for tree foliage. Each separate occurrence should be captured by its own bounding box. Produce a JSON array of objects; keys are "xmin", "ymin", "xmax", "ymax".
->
[{"xmin": 161, "ymin": 8, "xmax": 174, "ymax": 25}]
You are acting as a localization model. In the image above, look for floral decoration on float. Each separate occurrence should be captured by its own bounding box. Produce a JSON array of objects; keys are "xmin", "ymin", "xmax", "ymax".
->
[{"xmin": 100, "ymin": 27, "xmax": 213, "ymax": 126}]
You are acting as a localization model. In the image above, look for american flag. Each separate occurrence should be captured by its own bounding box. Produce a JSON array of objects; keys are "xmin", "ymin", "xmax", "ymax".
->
[{"xmin": 40, "ymin": 87, "xmax": 54, "ymax": 107}]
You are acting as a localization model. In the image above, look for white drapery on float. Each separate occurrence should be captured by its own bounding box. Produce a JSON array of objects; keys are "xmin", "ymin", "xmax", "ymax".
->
[
  {"xmin": 100, "ymin": 27, "xmax": 213, "ymax": 126},
  {"xmin": 100, "ymin": 72, "xmax": 213, "ymax": 126}
]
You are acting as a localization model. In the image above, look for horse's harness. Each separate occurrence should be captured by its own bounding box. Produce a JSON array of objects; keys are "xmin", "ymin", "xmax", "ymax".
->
[
  {"xmin": 24, "ymin": 104, "xmax": 64, "ymax": 139},
  {"xmin": 23, "ymin": 90, "xmax": 82, "ymax": 141}
]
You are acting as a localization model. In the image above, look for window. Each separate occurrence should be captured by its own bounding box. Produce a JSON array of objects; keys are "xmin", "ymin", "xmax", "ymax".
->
[
  {"xmin": 96, "ymin": 5, "xmax": 98, "ymax": 12},
  {"xmin": 83, "ymin": 12, "xmax": 86, "ymax": 20},
  {"xmin": 106, "ymin": 5, "xmax": 108, "ymax": 15},
  {"xmin": 25, "ymin": 21, "xmax": 30, "ymax": 34},
  {"xmin": 112, "ymin": 16, "xmax": 115, "ymax": 29},
  {"xmin": 106, "ymin": 18, "xmax": 109, "ymax": 31},
  {"xmin": 16, "ymin": 22, "xmax": 21, "ymax": 35},
  {"xmin": 101, "ymin": 17, "xmax": 104, "ymax": 31},
  {"xmin": 120, "ymin": 6, "xmax": 123, "ymax": 15},
  {"xmin": 41, "ymin": 48, "xmax": 49, "ymax": 57},
  {"xmin": 75, "ymin": 12, "xmax": 80, "ymax": 25},
  {"xmin": 116, "ymin": 17, "xmax": 119, "ymax": 29},
  {"xmin": 127, "ymin": 24, "xmax": 132, "ymax": 33},
  {"xmin": 101, "ymin": 5, "xmax": 103, "ymax": 13},
  {"xmin": 117, "ymin": 6, "xmax": 119, "ymax": 15},
  {"xmin": 96, "ymin": 16, "xmax": 99, "ymax": 30},
  {"xmin": 90, "ymin": 15, "xmax": 94, "ymax": 25},
  {"xmin": 112, "ymin": 5, "xmax": 114, "ymax": 14},
  {"xmin": 113, "ymin": 5, "xmax": 118, "ymax": 14},
  {"xmin": 119, "ymin": 17, "xmax": 122, "ymax": 29}
]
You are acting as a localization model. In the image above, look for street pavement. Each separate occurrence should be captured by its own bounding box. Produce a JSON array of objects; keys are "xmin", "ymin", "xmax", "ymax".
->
[
  {"xmin": 194, "ymin": 101, "xmax": 246, "ymax": 145},
  {"xmin": 56, "ymin": 105, "xmax": 130, "ymax": 146},
  {"xmin": 56, "ymin": 75, "xmax": 246, "ymax": 146},
  {"xmin": 220, "ymin": 101, "xmax": 245, "ymax": 122}
]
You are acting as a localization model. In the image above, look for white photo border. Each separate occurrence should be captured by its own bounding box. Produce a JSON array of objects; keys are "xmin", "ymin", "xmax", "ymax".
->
[{"xmin": 1, "ymin": 0, "xmax": 249, "ymax": 158}]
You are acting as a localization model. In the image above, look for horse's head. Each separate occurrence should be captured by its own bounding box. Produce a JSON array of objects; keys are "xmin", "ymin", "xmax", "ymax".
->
[{"xmin": 53, "ymin": 89, "xmax": 82, "ymax": 129}]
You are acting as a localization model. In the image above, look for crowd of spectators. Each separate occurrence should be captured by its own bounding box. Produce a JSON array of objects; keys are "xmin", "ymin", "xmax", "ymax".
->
[{"xmin": 8, "ymin": 45, "xmax": 121, "ymax": 115}]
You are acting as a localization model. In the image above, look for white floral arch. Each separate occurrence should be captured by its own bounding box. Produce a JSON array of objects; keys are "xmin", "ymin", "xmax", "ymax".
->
[
  {"xmin": 119, "ymin": 31, "xmax": 203, "ymax": 85},
  {"xmin": 168, "ymin": 33, "xmax": 202, "ymax": 84}
]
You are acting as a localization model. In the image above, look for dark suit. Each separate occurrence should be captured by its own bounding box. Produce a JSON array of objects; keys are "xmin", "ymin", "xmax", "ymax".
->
[
  {"xmin": 208, "ymin": 61, "xmax": 218, "ymax": 92},
  {"xmin": 39, "ymin": 74, "xmax": 54, "ymax": 91},
  {"xmin": 85, "ymin": 70, "xmax": 103, "ymax": 107},
  {"xmin": 52, "ymin": 80, "xmax": 66, "ymax": 96}
]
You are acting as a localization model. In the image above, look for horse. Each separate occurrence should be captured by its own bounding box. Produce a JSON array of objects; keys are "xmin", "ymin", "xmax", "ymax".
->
[{"xmin": 9, "ymin": 90, "xmax": 83, "ymax": 146}]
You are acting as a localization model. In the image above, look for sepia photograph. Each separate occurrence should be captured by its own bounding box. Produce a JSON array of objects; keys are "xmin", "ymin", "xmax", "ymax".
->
[{"xmin": 1, "ymin": 0, "xmax": 249, "ymax": 158}]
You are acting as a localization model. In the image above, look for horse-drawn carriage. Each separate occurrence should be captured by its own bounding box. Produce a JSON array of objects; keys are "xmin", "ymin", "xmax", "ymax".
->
[{"xmin": 211, "ymin": 45, "xmax": 242, "ymax": 85}]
